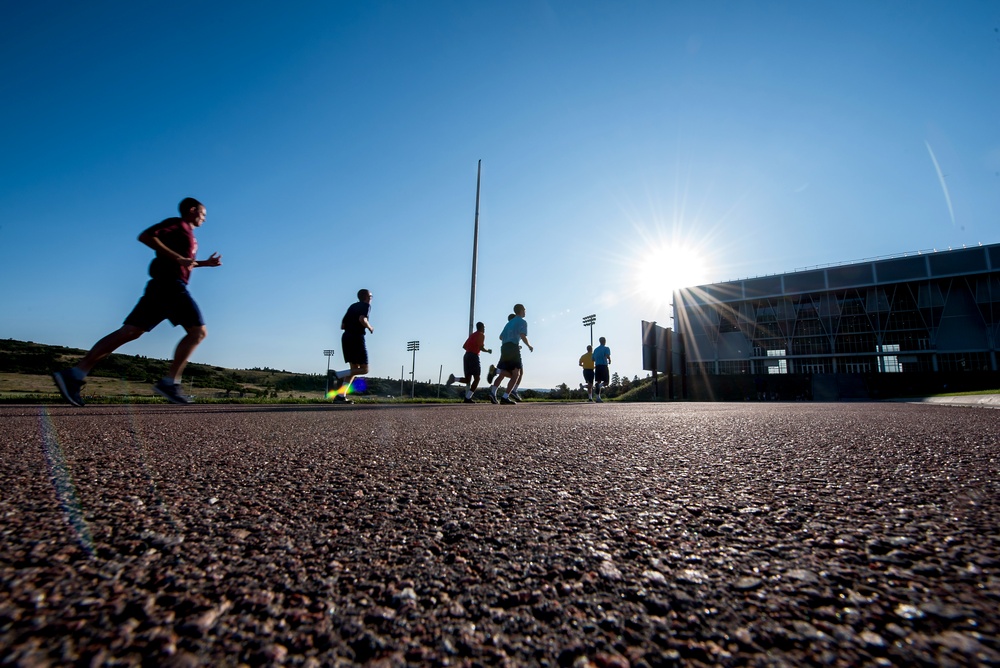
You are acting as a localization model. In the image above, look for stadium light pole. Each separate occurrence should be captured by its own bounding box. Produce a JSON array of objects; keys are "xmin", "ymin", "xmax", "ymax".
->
[
  {"xmin": 582, "ymin": 314, "xmax": 596, "ymax": 348},
  {"xmin": 323, "ymin": 349, "xmax": 335, "ymax": 395},
  {"xmin": 469, "ymin": 160, "xmax": 482, "ymax": 336},
  {"xmin": 407, "ymin": 341, "xmax": 420, "ymax": 399}
]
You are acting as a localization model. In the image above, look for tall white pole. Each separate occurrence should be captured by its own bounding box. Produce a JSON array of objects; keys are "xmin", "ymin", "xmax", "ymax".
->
[{"xmin": 469, "ymin": 160, "xmax": 481, "ymax": 336}]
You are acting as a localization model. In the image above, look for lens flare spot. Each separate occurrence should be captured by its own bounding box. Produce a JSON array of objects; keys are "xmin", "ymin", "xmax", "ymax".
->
[{"xmin": 326, "ymin": 377, "xmax": 366, "ymax": 399}]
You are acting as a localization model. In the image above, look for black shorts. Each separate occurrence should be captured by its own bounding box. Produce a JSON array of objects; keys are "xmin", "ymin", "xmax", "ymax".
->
[
  {"xmin": 124, "ymin": 280, "xmax": 204, "ymax": 332},
  {"xmin": 497, "ymin": 342, "xmax": 522, "ymax": 372},
  {"xmin": 583, "ymin": 368, "xmax": 595, "ymax": 383},
  {"xmin": 595, "ymin": 365, "xmax": 610, "ymax": 385},
  {"xmin": 342, "ymin": 332, "xmax": 368, "ymax": 365},
  {"xmin": 463, "ymin": 351, "xmax": 481, "ymax": 378}
]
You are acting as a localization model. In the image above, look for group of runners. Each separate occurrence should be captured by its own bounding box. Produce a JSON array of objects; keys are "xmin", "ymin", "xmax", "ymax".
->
[
  {"xmin": 446, "ymin": 305, "xmax": 533, "ymax": 405},
  {"xmin": 52, "ymin": 197, "xmax": 610, "ymax": 407},
  {"xmin": 444, "ymin": 306, "xmax": 612, "ymax": 405}
]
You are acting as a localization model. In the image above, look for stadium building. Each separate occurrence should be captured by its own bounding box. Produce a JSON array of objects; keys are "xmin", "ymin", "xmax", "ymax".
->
[{"xmin": 670, "ymin": 243, "xmax": 1000, "ymax": 400}]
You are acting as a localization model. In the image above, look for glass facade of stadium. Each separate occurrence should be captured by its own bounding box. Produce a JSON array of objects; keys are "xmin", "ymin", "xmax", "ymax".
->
[{"xmin": 671, "ymin": 243, "xmax": 1000, "ymax": 400}]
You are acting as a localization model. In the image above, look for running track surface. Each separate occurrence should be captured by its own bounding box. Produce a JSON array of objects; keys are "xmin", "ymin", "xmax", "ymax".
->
[{"xmin": 2, "ymin": 402, "xmax": 998, "ymax": 666}]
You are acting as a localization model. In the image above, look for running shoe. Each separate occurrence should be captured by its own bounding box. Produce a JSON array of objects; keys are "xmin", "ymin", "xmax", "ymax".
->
[
  {"xmin": 447, "ymin": 374, "xmax": 456, "ymax": 386},
  {"xmin": 488, "ymin": 389, "xmax": 499, "ymax": 404},
  {"xmin": 153, "ymin": 380, "xmax": 192, "ymax": 405},
  {"xmin": 52, "ymin": 369, "xmax": 85, "ymax": 407},
  {"xmin": 463, "ymin": 398, "xmax": 475, "ymax": 404},
  {"xmin": 510, "ymin": 392, "xmax": 522, "ymax": 403},
  {"xmin": 500, "ymin": 396, "xmax": 516, "ymax": 405},
  {"xmin": 487, "ymin": 364, "xmax": 497, "ymax": 383},
  {"xmin": 595, "ymin": 396, "xmax": 603, "ymax": 403},
  {"xmin": 333, "ymin": 394, "xmax": 353, "ymax": 404}
]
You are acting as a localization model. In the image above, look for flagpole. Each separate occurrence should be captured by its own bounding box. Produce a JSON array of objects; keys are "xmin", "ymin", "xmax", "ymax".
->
[{"xmin": 469, "ymin": 160, "xmax": 481, "ymax": 335}]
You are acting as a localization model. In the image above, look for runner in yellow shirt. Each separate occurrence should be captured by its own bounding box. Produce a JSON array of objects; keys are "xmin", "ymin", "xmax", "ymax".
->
[{"xmin": 579, "ymin": 344, "xmax": 595, "ymax": 402}]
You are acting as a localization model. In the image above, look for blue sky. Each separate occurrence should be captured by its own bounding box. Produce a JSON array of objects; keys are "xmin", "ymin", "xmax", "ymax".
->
[{"xmin": 2, "ymin": 1, "xmax": 998, "ymax": 390}]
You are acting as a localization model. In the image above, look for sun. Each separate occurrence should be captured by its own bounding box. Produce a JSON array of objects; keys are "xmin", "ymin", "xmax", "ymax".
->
[{"xmin": 632, "ymin": 243, "xmax": 709, "ymax": 311}]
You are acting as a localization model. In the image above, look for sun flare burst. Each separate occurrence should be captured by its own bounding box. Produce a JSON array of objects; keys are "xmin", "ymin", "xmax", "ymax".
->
[{"xmin": 631, "ymin": 242, "xmax": 709, "ymax": 314}]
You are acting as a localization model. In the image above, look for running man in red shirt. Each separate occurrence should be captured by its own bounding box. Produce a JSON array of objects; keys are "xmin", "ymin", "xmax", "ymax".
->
[
  {"xmin": 446, "ymin": 321, "xmax": 493, "ymax": 403},
  {"xmin": 53, "ymin": 197, "xmax": 222, "ymax": 406}
]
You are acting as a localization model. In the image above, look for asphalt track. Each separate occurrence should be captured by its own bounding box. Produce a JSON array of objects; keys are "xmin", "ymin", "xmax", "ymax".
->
[{"xmin": 1, "ymin": 401, "xmax": 998, "ymax": 667}]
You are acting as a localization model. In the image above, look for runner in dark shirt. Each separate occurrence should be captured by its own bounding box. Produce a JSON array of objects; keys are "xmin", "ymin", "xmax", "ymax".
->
[{"xmin": 328, "ymin": 289, "xmax": 375, "ymax": 404}]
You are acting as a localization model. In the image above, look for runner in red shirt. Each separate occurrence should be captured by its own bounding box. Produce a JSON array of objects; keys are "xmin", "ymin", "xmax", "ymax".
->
[
  {"xmin": 53, "ymin": 197, "xmax": 222, "ymax": 406},
  {"xmin": 446, "ymin": 322, "xmax": 493, "ymax": 403}
]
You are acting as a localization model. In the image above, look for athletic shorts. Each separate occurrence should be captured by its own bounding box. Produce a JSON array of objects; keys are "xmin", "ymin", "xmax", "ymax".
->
[
  {"xmin": 342, "ymin": 332, "xmax": 368, "ymax": 365},
  {"xmin": 497, "ymin": 341, "xmax": 522, "ymax": 372},
  {"xmin": 595, "ymin": 365, "xmax": 610, "ymax": 385},
  {"xmin": 463, "ymin": 350, "xmax": 481, "ymax": 378},
  {"xmin": 583, "ymin": 368, "xmax": 595, "ymax": 384},
  {"xmin": 124, "ymin": 279, "xmax": 204, "ymax": 332}
]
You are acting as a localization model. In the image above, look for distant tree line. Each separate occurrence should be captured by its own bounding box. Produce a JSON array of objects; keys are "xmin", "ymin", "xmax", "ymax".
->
[{"xmin": 547, "ymin": 372, "xmax": 644, "ymax": 400}]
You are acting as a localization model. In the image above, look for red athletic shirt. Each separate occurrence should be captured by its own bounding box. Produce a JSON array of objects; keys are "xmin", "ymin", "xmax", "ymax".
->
[
  {"xmin": 144, "ymin": 218, "xmax": 197, "ymax": 284},
  {"xmin": 463, "ymin": 331, "xmax": 485, "ymax": 354}
]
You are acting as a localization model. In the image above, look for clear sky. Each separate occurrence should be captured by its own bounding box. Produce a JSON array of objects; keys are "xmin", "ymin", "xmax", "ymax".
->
[{"xmin": 2, "ymin": 1, "xmax": 998, "ymax": 390}]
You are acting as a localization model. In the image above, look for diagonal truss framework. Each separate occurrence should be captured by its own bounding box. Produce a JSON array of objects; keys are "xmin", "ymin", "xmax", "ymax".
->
[{"xmin": 674, "ymin": 245, "xmax": 1000, "ymax": 377}]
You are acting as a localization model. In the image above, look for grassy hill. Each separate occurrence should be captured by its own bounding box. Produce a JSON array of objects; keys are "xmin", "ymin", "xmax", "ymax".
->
[{"xmin": 0, "ymin": 338, "xmax": 377, "ymax": 403}]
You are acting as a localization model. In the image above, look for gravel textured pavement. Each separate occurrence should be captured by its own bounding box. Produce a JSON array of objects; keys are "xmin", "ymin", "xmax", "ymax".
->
[{"xmin": 1, "ymin": 402, "xmax": 998, "ymax": 667}]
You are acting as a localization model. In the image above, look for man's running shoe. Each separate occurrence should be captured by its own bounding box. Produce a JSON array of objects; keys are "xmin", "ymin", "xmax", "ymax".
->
[
  {"xmin": 500, "ymin": 396, "xmax": 516, "ymax": 405},
  {"xmin": 510, "ymin": 392, "xmax": 522, "ymax": 403},
  {"xmin": 463, "ymin": 398, "xmax": 475, "ymax": 404},
  {"xmin": 487, "ymin": 365, "xmax": 497, "ymax": 383},
  {"xmin": 447, "ymin": 373, "xmax": 456, "ymax": 386},
  {"xmin": 332, "ymin": 394, "xmax": 353, "ymax": 404},
  {"xmin": 488, "ymin": 389, "xmax": 499, "ymax": 405},
  {"xmin": 595, "ymin": 396, "xmax": 603, "ymax": 403},
  {"xmin": 52, "ymin": 369, "xmax": 85, "ymax": 407},
  {"xmin": 153, "ymin": 380, "xmax": 192, "ymax": 405}
]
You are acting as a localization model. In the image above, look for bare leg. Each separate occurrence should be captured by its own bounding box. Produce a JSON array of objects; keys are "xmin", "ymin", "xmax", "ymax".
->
[
  {"xmin": 492, "ymin": 371, "xmax": 509, "ymax": 392},
  {"xmin": 77, "ymin": 325, "xmax": 145, "ymax": 373},
  {"xmin": 340, "ymin": 362, "xmax": 368, "ymax": 395},
  {"xmin": 166, "ymin": 325, "xmax": 207, "ymax": 381}
]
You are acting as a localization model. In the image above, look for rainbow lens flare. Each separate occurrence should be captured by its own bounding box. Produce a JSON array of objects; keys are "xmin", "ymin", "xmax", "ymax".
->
[
  {"xmin": 325, "ymin": 377, "xmax": 367, "ymax": 400},
  {"xmin": 38, "ymin": 407, "xmax": 95, "ymax": 555}
]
